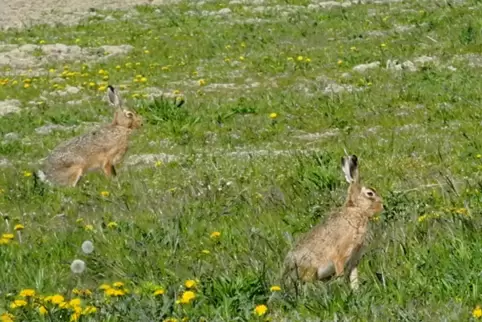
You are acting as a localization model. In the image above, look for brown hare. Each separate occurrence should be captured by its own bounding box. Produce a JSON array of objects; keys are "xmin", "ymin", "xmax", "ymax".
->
[
  {"xmin": 283, "ymin": 154, "xmax": 383, "ymax": 290},
  {"xmin": 38, "ymin": 85, "xmax": 143, "ymax": 187}
]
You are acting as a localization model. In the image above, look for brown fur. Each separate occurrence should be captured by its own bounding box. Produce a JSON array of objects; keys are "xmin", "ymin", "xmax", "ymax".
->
[
  {"xmin": 41, "ymin": 86, "xmax": 142, "ymax": 187},
  {"xmin": 283, "ymin": 155, "xmax": 383, "ymax": 290}
]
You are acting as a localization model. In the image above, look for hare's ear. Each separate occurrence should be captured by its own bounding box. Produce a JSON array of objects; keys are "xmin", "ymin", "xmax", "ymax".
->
[
  {"xmin": 341, "ymin": 154, "xmax": 359, "ymax": 184},
  {"xmin": 107, "ymin": 85, "xmax": 122, "ymax": 109}
]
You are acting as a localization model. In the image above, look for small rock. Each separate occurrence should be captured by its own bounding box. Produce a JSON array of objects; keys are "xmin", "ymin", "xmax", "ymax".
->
[
  {"xmin": 447, "ymin": 65, "xmax": 457, "ymax": 71},
  {"xmin": 353, "ymin": 61, "xmax": 380, "ymax": 73},
  {"xmin": 4, "ymin": 132, "xmax": 19, "ymax": 141},
  {"xmin": 51, "ymin": 77, "xmax": 65, "ymax": 84},
  {"xmin": 65, "ymin": 86, "xmax": 81, "ymax": 94},
  {"xmin": 402, "ymin": 60, "xmax": 417, "ymax": 72},
  {"xmin": 218, "ymin": 8, "xmax": 232, "ymax": 15},
  {"xmin": 0, "ymin": 99, "xmax": 21, "ymax": 117},
  {"xmin": 66, "ymin": 100, "xmax": 83, "ymax": 105},
  {"xmin": 35, "ymin": 124, "xmax": 75, "ymax": 135},
  {"xmin": 414, "ymin": 55, "xmax": 437, "ymax": 65}
]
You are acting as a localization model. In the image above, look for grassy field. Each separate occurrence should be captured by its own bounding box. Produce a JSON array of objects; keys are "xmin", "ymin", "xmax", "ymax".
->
[{"xmin": 1, "ymin": 0, "xmax": 482, "ymax": 321}]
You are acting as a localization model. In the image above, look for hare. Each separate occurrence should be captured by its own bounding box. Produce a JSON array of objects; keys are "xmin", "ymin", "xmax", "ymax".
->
[
  {"xmin": 38, "ymin": 85, "xmax": 143, "ymax": 187},
  {"xmin": 283, "ymin": 154, "xmax": 383, "ymax": 290}
]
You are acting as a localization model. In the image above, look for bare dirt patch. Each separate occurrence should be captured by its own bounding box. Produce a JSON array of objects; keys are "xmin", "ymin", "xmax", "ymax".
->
[{"xmin": 0, "ymin": 0, "xmax": 179, "ymax": 30}]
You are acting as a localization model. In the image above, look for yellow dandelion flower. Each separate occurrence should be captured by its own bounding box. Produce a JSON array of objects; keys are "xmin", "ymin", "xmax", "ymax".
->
[
  {"xmin": 179, "ymin": 291, "xmax": 196, "ymax": 304},
  {"xmin": 69, "ymin": 298, "xmax": 81, "ymax": 307},
  {"xmin": 173, "ymin": 89, "xmax": 181, "ymax": 95},
  {"xmin": 184, "ymin": 280, "xmax": 196, "ymax": 289},
  {"xmin": 144, "ymin": 50, "xmax": 150, "ymax": 54},
  {"xmin": 58, "ymin": 301, "xmax": 69, "ymax": 309},
  {"xmin": 417, "ymin": 215, "xmax": 427, "ymax": 223},
  {"xmin": 239, "ymin": 56, "xmax": 245, "ymax": 61},
  {"xmin": 10, "ymin": 299, "xmax": 28, "ymax": 309},
  {"xmin": 103, "ymin": 75, "xmax": 109, "ymax": 81},
  {"xmin": 14, "ymin": 224, "xmax": 24, "ymax": 231},
  {"xmin": 84, "ymin": 224, "xmax": 93, "ymax": 231},
  {"xmin": 337, "ymin": 59, "xmax": 343, "ymax": 65},
  {"xmin": 99, "ymin": 284, "xmax": 111, "ymax": 290},
  {"xmin": 105, "ymin": 288, "xmax": 125, "ymax": 297},
  {"xmin": 75, "ymin": 38, "xmax": 80, "ymax": 43},
  {"xmin": 381, "ymin": 43, "xmax": 387, "ymax": 48},
  {"xmin": 12, "ymin": 80, "xmax": 18, "ymax": 85},
  {"xmin": 70, "ymin": 312, "xmax": 81, "ymax": 322},
  {"xmin": 100, "ymin": 191, "xmax": 110, "ymax": 197},
  {"xmin": 39, "ymin": 40, "xmax": 45, "ymax": 44},
  {"xmin": 201, "ymin": 249, "xmax": 210, "ymax": 254},
  {"xmin": 113, "ymin": 282, "xmax": 124, "ymax": 288},
  {"xmin": 98, "ymin": 85, "xmax": 107, "ymax": 92},
  {"xmin": 473, "ymin": 306, "xmax": 482, "ymax": 318},
  {"xmin": 50, "ymin": 295, "xmax": 65, "ymax": 305},
  {"xmin": 2, "ymin": 233, "xmax": 14, "ymax": 240},
  {"xmin": 269, "ymin": 112, "xmax": 278, "ymax": 119},
  {"xmin": 305, "ymin": 57, "xmax": 311, "ymax": 62},
  {"xmin": 254, "ymin": 304, "xmax": 268, "ymax": 316},
  {"xmin": 269, "ymin": 285, "xmax": 281, "ymax": 292},
  {"xmin": 164, "ymin": 319, "xmax": 178, "ymax": 322},
  {"xmin": 287, "ymin": 57, "xmax": 294, "ymax": 61},
  {"xmin": 39, "ymin": 306, "xmax": 48, "ymax": 315},
  {"xmin": 0, "ymin": 238, "xmax": 10, "ymax": 245},
  {"xmin": 140, "ymin": 77, "xmax": 147, "ymax": 83},
  {"xmin": 20, "ymin": 289, "xmax": 36, "ymax": 297},
  {"xmin": 198, "ymin": 79, "xmax": 206, "ymax": 86},
  {"xmin": 241, "ymin": 42, "xmax": 246, "ymax": 47},
  {"xmin": 476, "ymin": 154, "xmax": 481, "ymax": 158},
  {"xmin": 1, "ymin": 313, "xmax": 14, "ymax": 322},
  {"xmin": 210, "ymin": 231, "xmax": 221, "ymax": 239},
  {"xmin": 23, "ymin": 171, "xmax": 32, "ymax": 177},
  {"xmin": 153, "ymin": 289, "xmax": 165, "ymax": 296},
  {"xmin": 83, "ymin": 306, "xmax": 97, "ymax": 315},
  {"xmin": 455, "ymin": 208, "xmax": 468, "ymax": 215},
  {"xmin": 135, "ymin": 62, "xmax": 141, "ymax": 66},
  {"xmin": 155, "ymin": 160, "xmax": 163, "ymax": 167},
  {"xmin": 98, "ymin": 69, "xmax": 106, "ymax": 75},
  {"xmin": 107, "ymin": 222, "xmax": 118, "ymax": 229},
  {"xmin": 297, "ymin": 55, "xmax": 303, "ymax": 61}
]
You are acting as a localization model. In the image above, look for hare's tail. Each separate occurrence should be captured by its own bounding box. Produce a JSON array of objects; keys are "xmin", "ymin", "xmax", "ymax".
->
[
  {"xmin": 34, "ymin": 170, "xmax": 53, "ymax": 187},
  {"xmin": 35, "ymin": 170, "xmax": 47, "ymax": 182}
]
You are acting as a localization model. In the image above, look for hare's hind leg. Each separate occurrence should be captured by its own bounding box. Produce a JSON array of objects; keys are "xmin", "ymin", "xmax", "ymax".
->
[
  {"xmin": 102, "ymin": 160, "xmax": 117, "ymax": 178},
  {"xmin": 317, "ymin": 261, "xmax": 335, "ymax": 280},
  {"xmin": 66, "ymin": 167, "xmax": 84, "ymax": 187},
  {"xmin": 348, "ymin": 267, "xmax": 359, "ymax": 290}
]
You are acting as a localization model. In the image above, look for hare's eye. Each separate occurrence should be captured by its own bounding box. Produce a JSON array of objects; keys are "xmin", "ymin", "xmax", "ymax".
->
[
  {"xmin": 366, "ymin": 191, "xmax": 374, "ymax": 197},
  {"xmin": 125, "ymin": 112, "xmax": 134, "ymax": 118}
]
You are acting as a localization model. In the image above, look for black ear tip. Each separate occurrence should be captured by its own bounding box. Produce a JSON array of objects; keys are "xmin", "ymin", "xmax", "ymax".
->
[
  {"xmin": 107, "ymin": 85, "xmax": 115, "ymax": 91},
  {"xmin": 351, "ymin": 155, "xmax": 358, "ymax": 164}
]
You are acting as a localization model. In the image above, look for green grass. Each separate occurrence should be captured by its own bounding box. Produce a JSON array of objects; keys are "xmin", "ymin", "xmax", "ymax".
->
[{"xmin": 1, "ymin": 0, "xmax": 482, "ymax": 321}]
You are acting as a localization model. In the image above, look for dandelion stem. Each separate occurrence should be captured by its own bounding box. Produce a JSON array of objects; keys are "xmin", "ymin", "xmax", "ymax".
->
[{"xmin": 17, "ymin": 231, "xmax": 22, "ymax": 243}]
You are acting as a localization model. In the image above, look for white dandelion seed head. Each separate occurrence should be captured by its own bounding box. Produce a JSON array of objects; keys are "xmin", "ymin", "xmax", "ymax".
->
[
  {"xmin": 81, "ymin": 240, "xmax": 94, "ymax": 254},
  {"xmin": 70, "ymin": 259, "xmax": 86, "ymax": 274}
]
